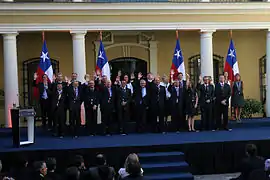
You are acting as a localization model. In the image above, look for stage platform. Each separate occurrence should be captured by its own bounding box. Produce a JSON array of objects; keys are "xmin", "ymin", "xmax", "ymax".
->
[{"xmin": 0, "ymin": 118, "xmax": 270, "ymax": 180}]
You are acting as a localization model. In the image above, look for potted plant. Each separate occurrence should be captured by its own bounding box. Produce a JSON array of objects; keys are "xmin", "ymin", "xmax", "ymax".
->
[{"xmin": 241, "ymin": 98, "xmax": 264, "ymax": 118}]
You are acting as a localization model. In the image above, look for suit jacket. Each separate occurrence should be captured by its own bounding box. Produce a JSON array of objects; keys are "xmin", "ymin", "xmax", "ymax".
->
[
  {"xmin": 116, "ymin": 87, "xmax": 132, "ymax": 108},
  {"xmin": 51, "ymin": 89, "xmax": 66, "ymax": 112},
  {"xmin": 151, "ymin": 85, "xmax": 166, "ymax": 110},
  {"xmin": 83, "ymin": 87, "xmax": 99, "ymax": 109},
  {"xmin": 237, "ymin": 156, "xmax": 264, "ymax": 180},
  {"xmin": 33, "ymin": 80, "xmax": 52, "ymax": 100},
  {"xmin": 100, "ymin": 86, "xmax": 117, "ymax": 112},
  {"xmin": 133, "ymin": 87, "xmax": 150, "ymax": 108},
  {"xmin": 87, "ymin": 166, "xmax": 115, "ymax": 180},
  {"xmin": 215, "ymin": 83, "xmax": 231, "ymax": 106},
  {"xmin": 168, "ymin": 85, "xmax": 185, "ymax": 109},
  {"xmin": 67, "ymin": 86, "xmax": 83, "ymax": 109},
  {"xmin": 197, "ymin": 83, "xmax": 215, "ymax": 107}
]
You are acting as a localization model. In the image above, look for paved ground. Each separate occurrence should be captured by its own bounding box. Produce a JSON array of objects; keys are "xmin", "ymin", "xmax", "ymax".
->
[{"xmin": 195, "ymin": 173, "xmax": 240, "ymax": 180}]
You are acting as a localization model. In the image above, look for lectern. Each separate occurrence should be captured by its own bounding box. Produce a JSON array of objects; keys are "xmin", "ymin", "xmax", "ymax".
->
[{"xmin": 10, "ymin": 107, "xmax": 36, "ymax": 148}]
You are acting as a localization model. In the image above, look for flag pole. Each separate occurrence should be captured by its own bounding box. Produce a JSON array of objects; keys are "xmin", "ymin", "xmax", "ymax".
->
[
  {"xmin": 42, "ymin": 31, "xmax": 45, "ymax": 42},
  {"xmin": 230, "ymin": 30, "xmax": 233, "ymax": 39},
  {"xmin": 176, "ymin": 30, "xmax": 179, "ymax": 39},
  {"xmin": 99, "ymin": 31, "xmax": 102, "ymax": 41}
]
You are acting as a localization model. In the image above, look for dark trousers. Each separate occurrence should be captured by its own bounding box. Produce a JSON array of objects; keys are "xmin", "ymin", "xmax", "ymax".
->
[
  {"xmin": 171, "ymin": 104, "xmax": 184, "ymax": 131},
  {"xmin": 102, "ymin": 110, "xmax": 113, "ymax": 134},
  {"xmin": 85, "ymin": 106, "xmax": 97, "ymax": 135},
  {"xmin": 201, "ymin": 104, "xmax": 213, "ymax": 130},
  {"xmin": 136, "ymin": 105, "xmax": 147, "ymax": 133},
  {"xmin": 216, "ymin": 104, "xmax": 229, "ymax": 129},
  {"xmin": 40, "ymin": 98, "xmax": 51, "ymax": 128},
  {"xmin": 70, "ymin": 105, "xmax": 81, "ymax": 136},
  {"xmin": 53, "ymin": 108, "xmax": 65, "ymax": 136},
  {"xmin": 118, "ymin": 105, "xmax": 129, "ymax": 133},
  {"xmin": 157, "ymin": 106, "xmax": 165, "ymax": 132}
]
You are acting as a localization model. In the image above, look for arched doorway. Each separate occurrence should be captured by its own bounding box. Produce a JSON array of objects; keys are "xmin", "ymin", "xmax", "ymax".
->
[
  {"xmin": 188, "ymin": 54, "xmax": 224, "ymax": 84},
  {"xmin": 22, "ymin": 58, "xmax": 59, "ymax": 107},
  {"xmin": 109, "ymin": 57, "xmax": 147, "ymax": 81}
]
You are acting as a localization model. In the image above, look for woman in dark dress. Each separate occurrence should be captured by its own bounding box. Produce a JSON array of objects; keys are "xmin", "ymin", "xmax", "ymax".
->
[
  {"xmin": 186, "ymin": 80, "xmax": 198, "ymax": 132},
  {"xmin": 232, "ymin": 73, "xmax": 245, "ymax": 122}
]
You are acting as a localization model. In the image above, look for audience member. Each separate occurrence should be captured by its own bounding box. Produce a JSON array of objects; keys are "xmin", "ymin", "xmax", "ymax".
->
[
  {"xmin": 122, "ymin": 159, "xmax": 143, "ymax": 180},
  {"xmin": 231, "ymin": 144, "xmax": 264, "ymax": 180},
  {"xmin": 118, "ymin": 154, "xmax": 143, "ymax": 179},
  {"xmin": 65, "ymin": 167, "xmax": 80, "ymax": 180},
  {"xmin": 46, "ymin": 158, "xmax": 61, "ymax": 180},
  {"xmin": 33, "ymin": 161, "xmax": 48, "ymax": 180},
  {"xmin": 88, "ymin": 154, "xmax": 115, "ymax": 180},
  {"xmin": 248, "ymin": 159, "xmax": 270, "ymax": 180}
]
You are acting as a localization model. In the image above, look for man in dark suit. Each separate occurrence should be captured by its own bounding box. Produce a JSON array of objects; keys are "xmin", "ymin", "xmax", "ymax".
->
[
  {"xmin": 231, "ymin": 144, "xmax": 264, "ymax": 180},
  {"xmin": 117, "ymin": 79, "xmax": 132, "ymax": 135},
  {"xmin": 134, "ymin": 79, "xmax": 150, "ymax": 133},
  {"xmin": 100, "ymin": 80, "xmax": 116, "ymax": 135},
  {"xmin": 150, "ymin": 77, "xmax": 166, "ymax": 133},
  {"xmin": 51, "ymin": 83, "xmax": 66, "ymax": 137},
  {"xmin": 68, "ymin": 80, "xmax": 83, "ymax": 138},
  {"xmin": 51, "ymin": 72, "xmax": 68, "ymax": 93},
  {"xmin": 169, "ymin": 80, "xmax": 185, "ymax": 132},
  {"xmin": 215, "ymin": 75, "xmax": 231, "ymax": 131},
  {"xmin": 33, "ymin": 73, "xmax": 52, "ymax": 129},
  {"xmin": 198, "ymin": 76, "xmax": 215, "ymax": 131},
  {"xmin": 83, "ymin": 80, "xmax": 99, "ymax": 136}
]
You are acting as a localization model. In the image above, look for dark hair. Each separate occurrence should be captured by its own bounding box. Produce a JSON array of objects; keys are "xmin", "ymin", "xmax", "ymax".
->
[
  {"xmin": 246, "ymin": 144, "xmax": 257, "ymax": 157},
  {"xmin": 46, "ymin": 157, "xmax": 56, "ymax": 171},
  {"xmin": 72, "ymin": 155, "xmax": 84, "ymax": 168},
  {"xmin": 65, "ymin": 166, "xmax": 79, "ymax": 180},
  {"xmin": 33, "ymin": 161, "xmax": 45, "ymax": 172},
  {"xmin": 126, "ymin": 161, "xmax": 141, "ymax": 176},
  {"xmin": 96, "ymin": 154, "xmax": 106, "ymax": 166}
]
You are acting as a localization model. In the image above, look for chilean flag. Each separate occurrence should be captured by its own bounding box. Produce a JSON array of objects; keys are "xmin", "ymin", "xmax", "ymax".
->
[
  {"xmin": 34, "ymin": 40, "xmax": 53, "ymax": 98},
  {"xmin": 170, "ymin": 35, "xmax": 186, "ymax": 80},
  {"xmin": 96, "ymin": 40, "xmax": 110, "ymax": 80},
  {"xmin": 224, "ymin": 39, "xmax": 239, "ymax": 82}
]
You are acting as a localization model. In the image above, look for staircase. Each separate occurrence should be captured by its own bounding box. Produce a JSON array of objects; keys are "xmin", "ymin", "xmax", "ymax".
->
[{"xmin": 139, "ymin": 152, "xmax": 194, "ymax": 180}]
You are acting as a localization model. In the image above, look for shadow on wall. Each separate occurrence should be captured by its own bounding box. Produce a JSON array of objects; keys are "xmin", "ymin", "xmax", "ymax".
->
[{"xmin": 0, "ymin": 89, "xmax": 5, "ymax": 127}]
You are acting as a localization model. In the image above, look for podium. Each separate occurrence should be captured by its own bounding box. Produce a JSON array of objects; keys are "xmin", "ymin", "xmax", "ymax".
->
[{"xmin": 10, "ymin": 107, "xmax": 36, "ymax": 148}]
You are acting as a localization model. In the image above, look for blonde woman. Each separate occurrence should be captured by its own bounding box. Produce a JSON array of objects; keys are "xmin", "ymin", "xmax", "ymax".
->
[{"xmin": 118, "ymin": 153, "xmax": 143, "ymax": 179}]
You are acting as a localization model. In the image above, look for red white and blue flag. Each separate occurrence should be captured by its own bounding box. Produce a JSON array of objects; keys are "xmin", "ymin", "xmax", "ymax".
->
[
  {"xmin": 34, "ymin": 39, "xmax": 53, "ymax": 98},
  {"xmin": 96, "ymin": 40, "xmax": 110, "ymax": 80},
  {"xmin": 170, "ymin": 32, "xmax": 186, "ymax": 80},
  {"xmin": 224, "ymin": 39, "xmax": 239, "ymax": 82}
]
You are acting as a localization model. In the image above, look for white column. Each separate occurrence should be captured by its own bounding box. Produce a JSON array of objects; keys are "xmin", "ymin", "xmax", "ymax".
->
[
  {"xmin": 266, "ymin": 30, "xmax": 270, "ymax": 117},
  {"xmin": 149, "ymin": 41, "xmax": 158, "ymax": 75},
  {"xmin": 70, "ymin": 30, "xmax": 87, "ymax": 125},
  {"xmin": 200, "ymin": 29, "xmax": 215, "ymax": 78},
  {"xmin": 70, "ymin": 30, "xmax": 87, "ymax": 82},
  {"xmin": 2, "ymin": 32, "xmax": 19, "ymax": 127}
]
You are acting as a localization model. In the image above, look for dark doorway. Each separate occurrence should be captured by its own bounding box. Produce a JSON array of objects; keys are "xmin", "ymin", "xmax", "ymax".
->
[
  {"xmin": 188, "ymin": 54, "xmax": 224, "ymax": 85},
  {"xmin": 109, "ymin": 57, "xmax": 147, "ymax": 81},
  {"xmin": 22, "ymin": 58, "xmax": 59, "ymax": 108}
]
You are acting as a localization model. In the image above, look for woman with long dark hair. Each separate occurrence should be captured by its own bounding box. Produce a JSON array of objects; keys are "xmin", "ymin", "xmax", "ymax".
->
[
  {"xmin": 185, "ymin": 80, "xmax": 198, "ymax": 132},
  {"xmin": 232, "ymin": 73, "xmax": 245, "ymax": 122}
]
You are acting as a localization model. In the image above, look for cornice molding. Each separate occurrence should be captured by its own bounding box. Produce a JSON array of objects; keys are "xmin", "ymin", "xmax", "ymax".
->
[
  {"xmin": 0, "ymin": 3, "xmax": 270, "ymax": 15},
  {"xmin": 0, "ymin": 22, "xmax": 268, "ymax": 32}
]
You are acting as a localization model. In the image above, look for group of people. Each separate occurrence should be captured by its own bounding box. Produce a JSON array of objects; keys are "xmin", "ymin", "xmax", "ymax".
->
[
  {"xmin": 33, "ymin": 69, "xmax": 245, "ymax": 138},
  {"xmin": 0, "ymin": 153, "xmax": 144, "ymax": 180}
]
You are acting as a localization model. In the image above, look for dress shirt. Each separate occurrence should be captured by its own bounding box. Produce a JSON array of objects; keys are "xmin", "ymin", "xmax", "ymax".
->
[
  {"xmin": 126, "ymin": 83, "xmax": 133, "ymax": 94},
  {"xmin": 74, "ymin": 87, "xmax": 78, "ymax": 97},
  {"xmin": 160, "ymin": 82, "xmax": 171, "ymax": 98},
  {"xmin": 175, "ymin": 87, "xmax": 179, "ymax": 97},
  {"xmin": 42, "ymin": 84, "xmax": 48, "ymax": 99},
  {"xmin": 142, "ymin": 87, "xmax": 146, "ymax": 98},
  {"xmin": 108, "ymin": 88, "xmax": 112, "ymax": 97}
]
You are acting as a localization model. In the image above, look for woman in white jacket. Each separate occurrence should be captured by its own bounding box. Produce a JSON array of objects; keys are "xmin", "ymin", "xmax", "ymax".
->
[{"xmin": 118, "ymin": 153, "xmax": 143, "ymax": 179}]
